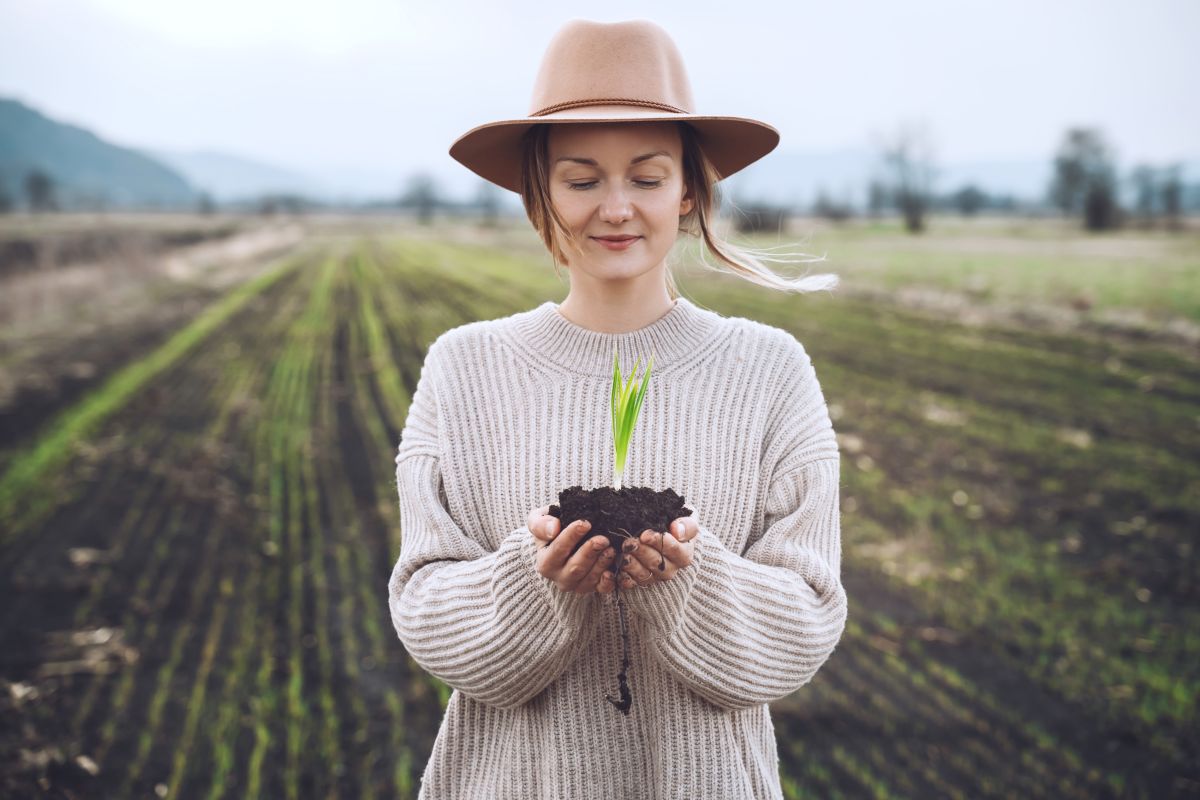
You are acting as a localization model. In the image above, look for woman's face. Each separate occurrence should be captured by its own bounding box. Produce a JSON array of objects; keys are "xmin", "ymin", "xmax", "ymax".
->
[{"xmin": 547, "ymin": 122, "xmax": 694, "ymax": 283}]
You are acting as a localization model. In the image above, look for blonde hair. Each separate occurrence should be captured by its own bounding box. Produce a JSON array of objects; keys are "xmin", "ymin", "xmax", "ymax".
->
[{"xmin": 518, "ymin": 121, "xmax": 838, "ymax": 299}]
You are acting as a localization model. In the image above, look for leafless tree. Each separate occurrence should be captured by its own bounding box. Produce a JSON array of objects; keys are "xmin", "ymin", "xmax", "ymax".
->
[
  {"xmin": 875, "ymin": 121, "xmax": 937, "ymax": 233},
  {"xmin": 400, "ymin": 173, "xmax": 439, "ymax": 225},
  {"xmin": 1161, "ymin": 163, "xmax": 1184, "ymax": 233},
  {"xmin": 1048, "ymin": 127, "xmax": 1120, "ymax": 231}
]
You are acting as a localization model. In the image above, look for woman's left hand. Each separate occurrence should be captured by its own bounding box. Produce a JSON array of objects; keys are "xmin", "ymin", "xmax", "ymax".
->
[{"xmin": 617, "ymin": 516, "xmax": 699, "ymax": 590}]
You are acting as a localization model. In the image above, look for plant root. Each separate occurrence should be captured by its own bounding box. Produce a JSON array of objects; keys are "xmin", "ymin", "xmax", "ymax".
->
[{"xmin": 605, "ymin": 545, "xmax": 633, "ymax": 715}]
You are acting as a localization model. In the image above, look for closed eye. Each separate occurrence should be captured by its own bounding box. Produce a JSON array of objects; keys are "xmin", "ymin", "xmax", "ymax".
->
[{"xmin": 567, "ymin": 180, "xmax": 665, "ymax": 191}]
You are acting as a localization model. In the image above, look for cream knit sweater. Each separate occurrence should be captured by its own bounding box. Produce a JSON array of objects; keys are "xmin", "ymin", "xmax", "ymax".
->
[{"xmin": 388, "ymin": 296, "xmax": 847, "ymax": 799}]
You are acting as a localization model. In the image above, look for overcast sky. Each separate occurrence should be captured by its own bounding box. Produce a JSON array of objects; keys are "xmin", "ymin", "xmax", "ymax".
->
[{"xmin": 2, "ymin": 0, "xmax": 1196, "ymax": 196}]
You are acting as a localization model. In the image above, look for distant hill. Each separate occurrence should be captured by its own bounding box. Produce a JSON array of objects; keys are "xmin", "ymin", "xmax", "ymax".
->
[
  {"xmin": 145, "ymin": 148, "xmax": 409, "ymax": 204},
  {"xmin": 144, "ymin": 148, "xmax": 327, "ymax": 203},
  {"xmin": 0, "ymin": 96, "xmax": 198, "ymax": 210}
]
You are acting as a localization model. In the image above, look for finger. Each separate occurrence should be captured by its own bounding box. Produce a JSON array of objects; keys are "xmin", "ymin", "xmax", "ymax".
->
[
  {"xmin": 531, "ymin": 513, "xmax": 558, "ymax": 544},
  {"xmin": 546, "ymin": 519, "xmax": 594, "ymax": 569},
  {"xmin": 671, "ymin": 517, "xmax": 699, "ymax": 543},
  {"xmin": 527, "ymin": 505, "xmax": 553, "ymax": 541},
  {"xmin": 626, "ymin": 530, "xmax": 687, "ymax": 576},
  {"xmin": 643, "ymin": 529, "xmax": 694, "ymax": 570},
  {"xmin": 638, "ymin": 527, "xmax": 696, "ymax": 573},
  {"xmin": 621, "ymin": 539, "xmax": 667, "ymax": 584},
  {"xmin": 560, "ymin": 533, "xmax": 610, "ymax": 591},
  {"xmin": 575, "ymin": 544, "xmax": 616, "ymax": 594},
  {"xmin": 613, "ymin": 545, "xmax": 636, "ymax": 590},
  {"xmin": 616, "ymin": 550, "xmax": 641, "ymax": 590},
  {"xmin": 627, "ymin": 531, "xmax": 674, "ymax": 574},
  {"xmin": 596, "ymin": 568, "xmax": 616, "ymax": 594}
]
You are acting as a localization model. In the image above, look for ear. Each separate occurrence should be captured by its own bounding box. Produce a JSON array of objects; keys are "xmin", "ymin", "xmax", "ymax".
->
[{"xmin": 679, "ymin": 190, "xmax": 694, "ymax": 217}]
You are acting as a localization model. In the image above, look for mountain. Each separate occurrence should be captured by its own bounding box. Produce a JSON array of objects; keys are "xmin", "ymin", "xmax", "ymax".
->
[
  {"xmin": 145, "ymin": 148, "xmax": 414, "ymax": 204},
  {"xmin": 144, "ymin": 148, "xmax": 327, "ymax": 203},
  {"xmin": 0, "ymin": 96, "xmax": 197, "ymax": 209}
]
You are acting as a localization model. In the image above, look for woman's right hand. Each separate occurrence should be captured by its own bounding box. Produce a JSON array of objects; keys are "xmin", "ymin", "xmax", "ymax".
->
[{"xmin": 527, "ymin": 505, "xmax": 616, "ymax": 595}]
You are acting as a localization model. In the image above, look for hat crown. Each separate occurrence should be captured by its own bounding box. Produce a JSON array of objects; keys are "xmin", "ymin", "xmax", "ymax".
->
[{"xmin": 528, "ymin": 19, "xmax": 697, "ymax": 117}]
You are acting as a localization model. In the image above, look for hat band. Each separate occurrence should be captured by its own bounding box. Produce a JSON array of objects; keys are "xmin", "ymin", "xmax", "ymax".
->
[{"xmin": 531, "ymin": 97, "xmax": 688, "ymax": 117}]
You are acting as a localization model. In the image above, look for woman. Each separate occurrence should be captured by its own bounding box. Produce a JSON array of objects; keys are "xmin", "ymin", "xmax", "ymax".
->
[{"xmin": 388, "ymin": 18, "xmax": 847, "ymax": 800}]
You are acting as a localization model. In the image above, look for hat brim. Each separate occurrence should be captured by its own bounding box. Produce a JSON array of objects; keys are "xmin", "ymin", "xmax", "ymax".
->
[{"xmin": 449, "ymin": 107, "xmax": 780, "ymax": 194}]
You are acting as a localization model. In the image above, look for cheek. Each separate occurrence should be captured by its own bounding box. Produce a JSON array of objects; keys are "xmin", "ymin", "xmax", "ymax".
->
[
  {"xmin": 550, "ymin": 192, "xmax": 589, "ymax": 227},
  {"xmin": 649, "ymin": 192, "xmax": 687, "ymax": 226}
]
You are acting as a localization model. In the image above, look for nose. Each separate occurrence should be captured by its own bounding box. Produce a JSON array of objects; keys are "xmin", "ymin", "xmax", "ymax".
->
[{"xmin": 597, "ymin": 184, "xmax": 633, "ymax": 225}]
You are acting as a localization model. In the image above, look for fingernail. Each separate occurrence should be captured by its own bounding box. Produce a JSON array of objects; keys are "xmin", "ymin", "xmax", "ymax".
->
[
  {"xmin": 594, "ymin": 538, "xmax": 606, "ymax": 550},
  {"xmin": 674, "ymin": 522, "xmax": 683, "ymax": 534}
]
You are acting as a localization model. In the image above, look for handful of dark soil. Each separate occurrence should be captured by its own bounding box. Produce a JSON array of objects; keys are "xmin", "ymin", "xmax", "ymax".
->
[{"xmin": 549, "ymin": 484, "xmax": 693, "ymax": 715}]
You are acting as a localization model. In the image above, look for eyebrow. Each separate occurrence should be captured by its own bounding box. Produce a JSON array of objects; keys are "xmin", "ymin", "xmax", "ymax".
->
[{"xmin": 554, "ymin": 151, "xmax": 672, "ymax": 167}]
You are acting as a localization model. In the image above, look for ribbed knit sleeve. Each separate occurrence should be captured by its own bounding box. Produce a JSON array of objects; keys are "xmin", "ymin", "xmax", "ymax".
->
[
  {"xmin": 387, "ymin": 337, "xmax": 603, "ymax": 710},
  {"xmin": 622, "ymin": 337, "xmax": 848, "ymax": 710}
]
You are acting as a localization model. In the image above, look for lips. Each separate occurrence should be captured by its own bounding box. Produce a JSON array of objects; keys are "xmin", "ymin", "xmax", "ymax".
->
[{"xmin": 592, "ymin": 235, "xmax": 641, "ymax": 251}]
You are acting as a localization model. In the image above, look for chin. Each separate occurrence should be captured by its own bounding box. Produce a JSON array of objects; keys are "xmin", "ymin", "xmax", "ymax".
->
[{"xmin": 580, "ymin": 259, "xmax": 658, "ymax": 279}]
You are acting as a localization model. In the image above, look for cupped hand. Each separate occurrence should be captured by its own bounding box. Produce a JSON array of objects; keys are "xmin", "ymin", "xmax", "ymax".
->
[
  {"xmin": 616, "ymin": 516, "xmax": 699, "ymax": 590},
  {"xmin": 527, "ymin": 505, "xmax": 616, "ymax": 595}
]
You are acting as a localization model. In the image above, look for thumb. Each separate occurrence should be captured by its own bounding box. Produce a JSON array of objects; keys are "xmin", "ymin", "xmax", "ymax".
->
[{"xmin": 534, "ymin": 514, "xmax": 558, "ymax": 543}]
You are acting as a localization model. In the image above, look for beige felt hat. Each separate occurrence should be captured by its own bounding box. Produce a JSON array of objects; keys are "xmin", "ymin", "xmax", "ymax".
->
[{"xmin": 448, "ymin": 18, "xmax": 781, "ymax": 194}]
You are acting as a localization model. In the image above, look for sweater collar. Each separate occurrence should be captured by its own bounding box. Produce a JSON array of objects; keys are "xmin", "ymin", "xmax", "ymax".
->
[{"xmin": 502, "ymin": 296, "xmax": 725, "ymax": 378}]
